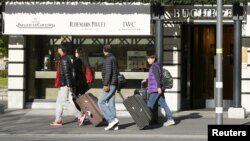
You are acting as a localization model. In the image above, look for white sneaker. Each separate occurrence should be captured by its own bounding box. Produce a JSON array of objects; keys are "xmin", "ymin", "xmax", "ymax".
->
[
  {"xmin": 113, "ymin": 125, "xmax": 119, "ymax": 131},
  {"xmin": 104, "ymin": 124, "xmax": 119, "ymax": 131},
  {"xmin": 104, "ymin": 118, "xmax": 119, "ymax": 130},
  {"xmin": 163, "ymin": 120, "xmax": 175, "ymax": 126}
]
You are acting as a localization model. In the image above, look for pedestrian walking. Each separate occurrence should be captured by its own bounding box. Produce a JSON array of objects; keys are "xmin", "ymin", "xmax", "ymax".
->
[
  {"xmin": 72, "ymin": 47, "xmax": 90, "ymax": 111},
  {"xmin": 50, "ymin": 42, "xmax": 85, "ymax": 126},
  {"xmin": 142, "ymin": 52, "xmax": 175, "ymax": 126},
  {"xmin": 98, "ymin": 45, "xmax": 119, "ymax": 130}
]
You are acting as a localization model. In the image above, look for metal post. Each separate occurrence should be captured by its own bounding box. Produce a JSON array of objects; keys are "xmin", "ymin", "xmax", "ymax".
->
[
  {"xmin": 233, "ymin": 5, "xmax": 243, "ymax": 108},
  {"xmin": 155, "ymin": 18, "xmax": 163, "ymax": 65},
  {"xmin": 215, "ymin": 0, "xmax": 223, "ymax": 125}
]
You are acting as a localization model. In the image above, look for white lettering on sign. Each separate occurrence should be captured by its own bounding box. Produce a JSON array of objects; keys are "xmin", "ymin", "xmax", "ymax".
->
[
  {"xmin": 173, "ymin": 8, "xmax": 232, "ymax": 18},
  {"xmin": 212, "ymin": 129, "xmax": 247, "ymax": 136}
]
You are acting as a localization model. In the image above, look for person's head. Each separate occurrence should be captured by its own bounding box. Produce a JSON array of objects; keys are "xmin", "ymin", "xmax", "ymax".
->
[
  {"xmin": 146, "ymin": 54, "xmax": 157, "ymax": 65},
  {"xmin": 75, "ymin": 47, "xmax": 90, "ymax": 67},
  {"xmin": 58, "ymin": 43, "xmax": 68, "ymax": 56},
  {"xmin": 103, "ymin": 44, "xmax": 112, "ymax": 55},
  {"xmin": 75, "ymin": 47, "xmax": 84, "ymax": 58}
]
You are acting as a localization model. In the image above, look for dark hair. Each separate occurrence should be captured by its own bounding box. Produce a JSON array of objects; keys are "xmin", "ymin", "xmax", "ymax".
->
[
  {"xmin": 59, "ymin": 42, "xmax": 71, "ymax": 53},
  {"xmin": 146, "ymin": 53, "xmax": 157, "ymax": 62},
  {"xmin": 76, "ymin": 47, "xmax": 90, "ymax": 67},
  {"xmin": 147, "ymin": 54, "xmax": 156, "ymax": 58},
  {"xmin": 146, "ymin": 46, "xmax": 155, "ymax": 57},
  {"xmin": 103, "ymin": 44, "xmax": 112, "ymax": 53}
]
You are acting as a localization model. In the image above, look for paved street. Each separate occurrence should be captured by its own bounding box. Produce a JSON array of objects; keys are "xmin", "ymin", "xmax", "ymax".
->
[
  {"xmin": 0, "ymin": 134, "xmax": 206, "ymax": 141},
  {"xmin": 0, "ymin": 109, "xmax": 249, "ymax": 141}
]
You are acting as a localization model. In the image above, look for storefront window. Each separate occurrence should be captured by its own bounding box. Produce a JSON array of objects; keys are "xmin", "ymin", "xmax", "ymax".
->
[{"xmin": 27, "ymin": 36, "xmax": 154, "ymax": 101}]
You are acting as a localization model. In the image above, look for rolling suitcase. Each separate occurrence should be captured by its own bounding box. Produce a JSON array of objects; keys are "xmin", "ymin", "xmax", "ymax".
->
[
  {"xmin": 75, "ymin": 93, "xmax": 103, "ymax": 127},
  {"xmin": 118, "ymin": 91, "xmax": 152, "ymax": 130}
]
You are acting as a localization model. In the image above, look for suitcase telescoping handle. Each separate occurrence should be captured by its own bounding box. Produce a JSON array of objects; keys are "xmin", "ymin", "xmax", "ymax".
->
[
  {"xmin": 117, "ymin": 90, "xmax": 125, "ymax": 101},
  {"xmin": 70, "ymin": 88, "xmax": 79, "ymax": 100},
  {"xmin": 141, "ymin": 82, "xmax": 147, "ymax": 89},
  {"xmin": 118, "ymin": 82, "xmax": 145, "ymax": 102},
  {"xmin": 71, "ymin": 91, "xmax": 78, "ymax": 100}
]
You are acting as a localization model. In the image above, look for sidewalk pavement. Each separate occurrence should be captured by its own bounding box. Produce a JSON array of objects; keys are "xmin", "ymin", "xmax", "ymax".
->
[{"xmin": 0, "ymin": 108, "xmax": 250, "ymax": 138}]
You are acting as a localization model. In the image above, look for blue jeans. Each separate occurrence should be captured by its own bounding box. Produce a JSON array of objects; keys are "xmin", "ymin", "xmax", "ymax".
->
[
  {"xmin": 147, "ymin": 92, "xmax": 173, "ymax": 120},
  {"xmin": 98, "ymin": 85, "xmax": 117, "ymax": 123}
]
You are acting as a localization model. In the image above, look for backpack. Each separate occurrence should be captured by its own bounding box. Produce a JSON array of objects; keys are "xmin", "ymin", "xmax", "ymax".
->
[
  {"xmin": 162, "ymin": 68, "xmax": 173, "ymax": 89},
  {"xmin": 85, "ymin": 67, "xmax": 95, "ymax": 84}
]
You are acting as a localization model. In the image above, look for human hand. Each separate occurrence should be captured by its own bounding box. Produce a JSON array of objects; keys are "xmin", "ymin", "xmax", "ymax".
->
[
  {"xmin": 103, "ymin": 85, "xmax": 109, "ymax": 92},
  {"xmin": 157, "ymin": 88, "xmax": 162, "ymax": 95},
  {"xmin": 141, "ymin": 79, "xmax": 147, "ymax": 84}
]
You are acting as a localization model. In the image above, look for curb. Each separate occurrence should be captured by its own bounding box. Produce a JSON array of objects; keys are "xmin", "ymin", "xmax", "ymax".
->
[{"xmin": 0, "ymin": 133, "xmax": 207, "ymax": 139}]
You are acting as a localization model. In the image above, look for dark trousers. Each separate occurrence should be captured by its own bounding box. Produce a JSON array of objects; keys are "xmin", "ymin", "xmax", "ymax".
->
[{"xmin": 72, "ymin": 85, "xmax": 90, "ymax": 111}]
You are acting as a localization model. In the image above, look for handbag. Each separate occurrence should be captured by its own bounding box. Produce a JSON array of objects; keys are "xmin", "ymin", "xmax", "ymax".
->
[
  {"xmin": 117, "ymin": 73, "xmax": 127, "ymax": 91},
  {"xmin": 116, "ymin": 62, "xmax": 127, "ymax": 91},
  {"xmin": 85, "ymin": 67, "xmax": 95, "ymax": 84}
]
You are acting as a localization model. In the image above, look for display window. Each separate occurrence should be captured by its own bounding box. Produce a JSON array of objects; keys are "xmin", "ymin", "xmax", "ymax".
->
[{"xmin": 27, "ymin": 36, "xmax": 154, "ymax": 101}]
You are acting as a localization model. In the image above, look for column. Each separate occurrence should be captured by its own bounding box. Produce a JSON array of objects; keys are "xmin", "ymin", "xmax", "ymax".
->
[{"xmin": 8, "ymin": 35, "xmax": 26, "ymax": 109}]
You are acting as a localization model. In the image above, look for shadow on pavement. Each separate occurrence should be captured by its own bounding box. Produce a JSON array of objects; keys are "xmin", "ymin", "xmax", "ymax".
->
[
  {"xmin": 118, "ymin": 122, "xmax": 136, "ymax": 129},
  {"xmin": 241, "ymin": 121, "xmax": 250, "ymax": 125},
  {"xmin": 174, "ymin": 112, "xmax": 203, "ymax": 125}
]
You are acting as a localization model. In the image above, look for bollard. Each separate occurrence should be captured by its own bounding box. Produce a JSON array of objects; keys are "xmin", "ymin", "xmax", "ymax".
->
[{"xmin": 0, "ymin": 104, "xmax": 4, "ymax": 114}]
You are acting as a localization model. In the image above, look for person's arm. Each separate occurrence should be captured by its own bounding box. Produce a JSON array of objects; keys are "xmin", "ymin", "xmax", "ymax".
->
[
  {"xmin": 152, "ymin": 64, "xmax": 161, "ymax": 88},
  {"xmin": 61, "ymin": 57, "xmax": 73, "ymax": 87},
  {"xmin": 73, "ymin": 59, "xmax": 82, "ymax": 74},
  {"xmin": 152, "ymin": 64, "xmax": 162, "ymax": 94},
  {"xmin": 103, "ymin": 57, "xmax": 112, "ymax": 86}
]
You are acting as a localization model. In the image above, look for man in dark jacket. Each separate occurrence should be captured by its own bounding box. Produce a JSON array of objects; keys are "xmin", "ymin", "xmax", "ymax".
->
[
  {"xmin": 98, "ymin": 45, "xmax": 119, "ymax": 130},
  {"xmin": 50, "ymin": 42, "xmax": 84, "ymax": 126}
]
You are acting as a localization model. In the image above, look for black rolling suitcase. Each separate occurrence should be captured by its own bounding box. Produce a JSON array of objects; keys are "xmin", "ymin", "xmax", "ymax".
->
[{"xmin": 118, "ymin": 91, "xmax": 152, "ymax": 130}]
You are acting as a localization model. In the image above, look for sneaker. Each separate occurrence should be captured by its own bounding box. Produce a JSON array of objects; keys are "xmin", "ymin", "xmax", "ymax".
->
[
  {"xmin": 113, "ymin": 125, "xmax": 119, "ymax": 131},
  {"xmin": 50, "ymin": 120, "xmax": 63, "ymax": 126},
  {"xmin": 78, "ymin": 113, "xmax": 86, "ymax": 126},
  {"xmin": 163, "ymin": 120, "xmax": 175, "ymax": 126},
  {"xmin": 105, "ymin": 125, "xmax": 119, "ymax": 131},
  {"xmin": 104, "ymin": 118, "xmax": 119, "ymax": 130}
]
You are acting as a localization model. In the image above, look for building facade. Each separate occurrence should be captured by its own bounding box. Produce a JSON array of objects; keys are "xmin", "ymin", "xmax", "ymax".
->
[{"xmin": 3, "ymin": 1, "xmax": 250, "ymax": 112}]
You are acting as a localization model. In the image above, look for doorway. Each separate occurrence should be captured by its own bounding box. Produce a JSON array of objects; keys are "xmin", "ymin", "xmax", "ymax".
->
[{"xmin": 181, "ymin": 25, "xmax": 234, "ymax": 110}]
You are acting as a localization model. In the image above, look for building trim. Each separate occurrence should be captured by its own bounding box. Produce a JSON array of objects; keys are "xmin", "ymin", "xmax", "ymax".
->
[
  {"xmin": 8, "ymin": 89, "xmax": 25, "ymax": 91},
  {"xmin": 8, "ymin": 75, "xmax": 25, "ymax": 77},
  {"xmin": 163, "ymin": 63, "xmax": 181, "ymax": 66},
  {"xmin": 241, "ymin": 92, "xmax": 250, "ymax": 95},
  {"xmin": 8, "ymin": 62, "xmax": 25, "ymax": 64}
]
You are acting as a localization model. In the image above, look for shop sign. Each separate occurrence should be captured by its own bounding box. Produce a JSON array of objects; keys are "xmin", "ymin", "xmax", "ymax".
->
[
  {"xmin": 3, "ymin": 2, "xmax": 150, "ymax": 35},
  {"xmin": 165, "ymin": 5, "xmax": 246, "ymax": 23}
]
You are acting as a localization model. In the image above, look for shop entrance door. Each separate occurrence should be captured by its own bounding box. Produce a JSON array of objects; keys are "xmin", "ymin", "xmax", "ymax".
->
[{"xmin": 181, "ymin": 25, "xmax": 233, "ymax": 110}]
